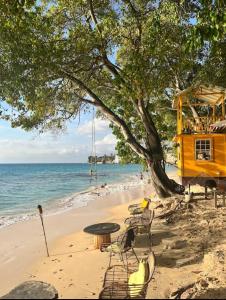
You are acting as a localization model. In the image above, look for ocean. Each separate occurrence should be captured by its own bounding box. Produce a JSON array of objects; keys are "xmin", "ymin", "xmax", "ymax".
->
[
  {"xmin": 0, "ymin": 163, "xmax": 175, "ymax": 228},
  {"xmin": 0, "ymin": 163, "xmax": 142, "ymax": 215}
]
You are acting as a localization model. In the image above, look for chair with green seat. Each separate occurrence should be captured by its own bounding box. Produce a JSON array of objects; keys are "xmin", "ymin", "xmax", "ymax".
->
[
  {"xmin": 128, "ymin": 198, "xmax": 151, "ymax": 216},
  {"xmin": 99, "ymin": 251, "xmax": 155, "ymax": 299},
  {"xmin": 100, "ymin": 227, "xmax": 139, "ymax": 268}
]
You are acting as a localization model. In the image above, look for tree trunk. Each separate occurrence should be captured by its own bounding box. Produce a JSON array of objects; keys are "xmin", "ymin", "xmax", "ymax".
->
[
  {"xmin": 142, "ymin": 115, "xmax": 185, "ymax": 198},
  {"xmin": 148, "ymin": 160, "xmax": 185, "ymax": 198}
]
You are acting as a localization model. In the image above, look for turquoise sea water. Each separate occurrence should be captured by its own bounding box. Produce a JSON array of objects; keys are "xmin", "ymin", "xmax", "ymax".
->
[
  {"xmin": 0, "ymin": 163, "xmax": 143, "ymax": 216},
  {"xmin": 0, "ymin": 163, "xmax": 175, "ymax": 228}
]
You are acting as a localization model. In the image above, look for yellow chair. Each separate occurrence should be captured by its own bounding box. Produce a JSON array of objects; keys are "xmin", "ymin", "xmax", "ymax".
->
[
  {"xmin": 99, "ymin": 251, "xmax": 155, "ymax": 299},
  {"xmin": 128, "ymin": 259, "xmax": 148, "ymax": 297},
  {"xmin": 128, "ymin": 198, "xmax": 150, "ymax": 215}
]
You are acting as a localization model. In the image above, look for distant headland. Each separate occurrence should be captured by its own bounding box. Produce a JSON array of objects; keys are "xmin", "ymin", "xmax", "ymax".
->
[{"xmin": 88, "ymin": 154, "xmax": 116, "ymax": 164}]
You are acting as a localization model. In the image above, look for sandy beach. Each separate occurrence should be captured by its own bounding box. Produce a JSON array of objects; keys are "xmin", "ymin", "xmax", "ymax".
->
[
  {"xmin": 1, "ymin": 169, "xmax": 226, "ymax": 299},
  {"xmin": 0, "ymin": 172, "xmax": 154, "ymax": 297}
]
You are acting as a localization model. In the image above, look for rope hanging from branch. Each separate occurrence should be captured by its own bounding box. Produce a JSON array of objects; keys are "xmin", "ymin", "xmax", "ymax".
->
[{"xmin": 90, "ymin": 107, "xmax": 97, "ymax": 179}]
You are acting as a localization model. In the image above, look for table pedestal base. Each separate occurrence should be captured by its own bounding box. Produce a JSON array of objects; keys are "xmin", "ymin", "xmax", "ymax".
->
[{"xmin": 94, "ymin": 234, "xmax": 111, "ymax": 250}]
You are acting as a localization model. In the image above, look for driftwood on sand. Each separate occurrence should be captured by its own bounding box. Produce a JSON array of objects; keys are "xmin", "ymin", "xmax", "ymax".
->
[
  {"xmin": 169, "ymin": 282, "xmax": 197, "ymax": 299},
  {"xmin": 156, "ymin": 199, "xmax": 184, "ymax": 219}
]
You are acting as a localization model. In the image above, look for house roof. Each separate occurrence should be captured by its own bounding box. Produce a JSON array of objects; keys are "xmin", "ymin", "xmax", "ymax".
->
[{"xmin": 173, "ymin": 85, "xmax": 226, "ymax": 108}]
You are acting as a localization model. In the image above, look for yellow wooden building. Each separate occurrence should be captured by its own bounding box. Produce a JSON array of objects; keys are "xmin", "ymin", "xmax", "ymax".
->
[{"xmin": 173, "ymin": 85, "xmax": 226, "ymax": 190}]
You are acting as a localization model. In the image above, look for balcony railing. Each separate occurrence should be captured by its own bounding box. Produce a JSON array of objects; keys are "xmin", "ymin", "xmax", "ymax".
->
[{"xmin": 182, "ymin": 117, "xmax": 215, "ymax": 134}]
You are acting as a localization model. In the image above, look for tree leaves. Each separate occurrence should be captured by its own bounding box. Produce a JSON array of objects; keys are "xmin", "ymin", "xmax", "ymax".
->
[
  {"xmin": 187, "ymin": 0, "xmax": 226, "ymax": 50},
  {"xmin": 0, "ymin": 0, "xmax": 225, "ymax": 165}
]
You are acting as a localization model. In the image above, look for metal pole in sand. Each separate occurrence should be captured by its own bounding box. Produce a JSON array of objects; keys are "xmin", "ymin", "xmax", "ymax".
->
[{"xmin": 37, "ymin": 205, "xmax": 50, "ymax": 257}]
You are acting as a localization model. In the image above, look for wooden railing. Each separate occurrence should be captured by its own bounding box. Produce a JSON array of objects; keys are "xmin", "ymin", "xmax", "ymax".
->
[{"xmin": 182, "ymin": 117, "xmax": 215, "ymax": 134}]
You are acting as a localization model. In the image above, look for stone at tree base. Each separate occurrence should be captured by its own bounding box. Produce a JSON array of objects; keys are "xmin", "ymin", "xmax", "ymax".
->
[
  {"xmin": 175, "ymin": 255, "xmax": 200, "ymax": 268},
  {"xmin": 162, "ymin": 239, "xmax": 187, "ymax": 250},
  {"xmin": 1, "ymin": 281, "xmax": 58, "ymax": 299}
]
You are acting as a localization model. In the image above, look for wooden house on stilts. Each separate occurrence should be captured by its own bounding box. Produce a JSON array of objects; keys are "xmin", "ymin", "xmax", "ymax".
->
[{"xmin": 173, "ymin": 85, "xmax": 226, "ymax": 190}]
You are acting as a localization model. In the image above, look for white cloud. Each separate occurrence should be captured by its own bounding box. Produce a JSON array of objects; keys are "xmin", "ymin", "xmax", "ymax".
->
[
  {"xmin": 0, "ymin": 138, "xmax": 85, "ymax": 163},
  {"xmin": 0, "ymin": 119, "xmax": 116, "ymax": 163},
  {"xmin": 77, "ymin": 118, "xmax": 110, "ymax": 135},
  {"xmin": 96, "ymin": 134, "xmax": 116, "ymax": 145},
  {"xmin": 95, "ymin": 134, "xmax": 117, "ymax": 155}
]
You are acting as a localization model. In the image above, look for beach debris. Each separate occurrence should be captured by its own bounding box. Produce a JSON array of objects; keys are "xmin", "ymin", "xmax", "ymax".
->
[
  {"xmin": 169, "ymin": 276, "xmax": 225, "ymax": 299},
  {"xmin": 154, "ymin": 203, "xmax": 164, "ymax": 209},
  {"xmin": 169, "ymin": 281, "xmax": 198, "ymax": 299},
  {"xmin": 157, "ymin": 199, "xmax": 184, "ymax": 220},
  {"xmin": 192, "ymin": 270, "xmax": 202, "ymax": 274}
]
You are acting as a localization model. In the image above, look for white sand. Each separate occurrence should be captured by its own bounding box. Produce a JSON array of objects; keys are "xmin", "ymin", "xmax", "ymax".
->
[
  {"xmin": 0, "ymin": 174, "xmax": 155, "ymax": 297},
  {"xmin": 2, "ymin": 169, "xmax": 226, "ymax": 299}
]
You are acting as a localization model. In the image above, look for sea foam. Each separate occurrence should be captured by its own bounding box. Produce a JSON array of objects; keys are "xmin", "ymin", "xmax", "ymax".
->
[{"xmin": 0, "ymin": 172, "xmax": 149, "ymax": 229}]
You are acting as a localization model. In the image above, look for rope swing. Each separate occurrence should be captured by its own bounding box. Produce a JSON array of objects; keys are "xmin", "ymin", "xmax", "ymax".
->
[{"xmin": 89, "ymin": 107, "xmax": 97, "ymax": 180}]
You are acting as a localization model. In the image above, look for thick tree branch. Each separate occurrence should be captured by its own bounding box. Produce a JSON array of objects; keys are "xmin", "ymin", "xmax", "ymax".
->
[
  {"xmin": 187, "ymin": 98, "xmax": 201, "ymax": 125},
  {"xmin": 61, "ymin": 70, "xmax": 150, "ymax": 159},
  {"xmin": 73, "ymin": 94, "xmax": 95, "ymax": 105},
  {"xmin": 88, "ymin": 0, "xmax": 127, "ymax": 84}
]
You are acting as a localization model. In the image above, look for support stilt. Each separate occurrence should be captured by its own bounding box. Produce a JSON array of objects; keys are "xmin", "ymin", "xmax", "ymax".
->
[{"xmin": 213, "ymin": 189, "xmax": 217, "ymax": 208}]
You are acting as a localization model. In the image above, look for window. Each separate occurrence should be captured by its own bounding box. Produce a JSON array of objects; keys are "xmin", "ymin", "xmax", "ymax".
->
[{"xmin": 195, "ymin": 139, "xmax": 212, "ymax": 161}]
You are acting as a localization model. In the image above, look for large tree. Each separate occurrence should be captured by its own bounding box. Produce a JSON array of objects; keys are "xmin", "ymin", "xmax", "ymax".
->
[{"xmin": 0, "ymin": 0, "xmax": 224, "ymax": 197}]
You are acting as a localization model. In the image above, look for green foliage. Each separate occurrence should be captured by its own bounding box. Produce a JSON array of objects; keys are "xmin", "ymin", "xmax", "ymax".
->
[
  {"xmin": 188, "ymin": 0, "xmax": 226, "ymax": 50},
  {"xmin": 0, "ymin": 0, "xmax": 225, "ymax": 164}
]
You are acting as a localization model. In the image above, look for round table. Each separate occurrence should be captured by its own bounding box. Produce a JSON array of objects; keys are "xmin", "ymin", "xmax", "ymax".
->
[{"xmin": 84, "ymin": 222, "xmax": 120, "ymax": 249}]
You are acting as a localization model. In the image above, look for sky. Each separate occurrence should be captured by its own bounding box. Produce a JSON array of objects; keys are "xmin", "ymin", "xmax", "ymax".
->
[
  {"xmin": 0, "ymin": 1, "xmax": 119, "ymax": 164},
  {"xmin": 0, "ymin": 112, "xmax": 117, "ymax": 163}
]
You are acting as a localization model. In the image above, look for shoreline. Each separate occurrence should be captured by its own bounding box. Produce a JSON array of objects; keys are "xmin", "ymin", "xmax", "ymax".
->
[
  {"xmin": 0, "ymin": 173, "xmax": 145, "ymax": 229},
  {"xmin": 0, "ymin": 164, "xmax": 177, "ymax": 230},
  {"xmin": 0, "ymin": 170, "xmax": 159, "ymax": 297},
  {"xmin": 0, "ymin": 169, "xmax": 178, "ymax": 297}
]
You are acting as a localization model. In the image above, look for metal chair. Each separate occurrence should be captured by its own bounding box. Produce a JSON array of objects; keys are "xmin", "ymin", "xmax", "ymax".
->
[
  {"xmin": 99, "ymin": 251, "xmax": 155, "ymax": 299},
  {"xmin": 100, "ymin": 227, "xmax": 139, "ymax": 267},
  {"xmin": 124, "ymin": 210, "xmax": 155, "ymax": 243}
]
